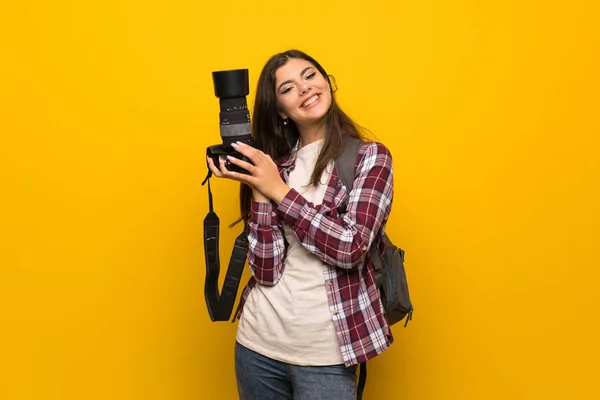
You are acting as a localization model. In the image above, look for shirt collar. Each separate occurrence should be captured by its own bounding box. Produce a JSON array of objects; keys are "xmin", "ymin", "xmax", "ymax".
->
[{"xmin": 277, "ymin": 139, "xmax": 300, "ymax": 169}]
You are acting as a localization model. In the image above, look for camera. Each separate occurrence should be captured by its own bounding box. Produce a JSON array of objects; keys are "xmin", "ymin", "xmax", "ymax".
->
[
  {"xmin": 207, "ymin": 69, "xmax": 255, "ymax": 174},
  {"xmin": 202, "ymin": 69, "xmax": 253, "ymax": 323}
]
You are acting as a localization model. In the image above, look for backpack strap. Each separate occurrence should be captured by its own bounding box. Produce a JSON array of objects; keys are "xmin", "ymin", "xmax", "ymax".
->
[
  {"xmin": 335, "ymin": 136, "xmax": 363, "ymax": 193},
  {"xmin": 335, "ymin": 137, "xmax": 383, "ymax": 273}
]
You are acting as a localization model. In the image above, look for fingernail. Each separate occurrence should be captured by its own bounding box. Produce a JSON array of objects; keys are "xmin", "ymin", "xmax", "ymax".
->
[{"xmin": 231, "ymin": 142, "xmax": 239, "ymax": 148}]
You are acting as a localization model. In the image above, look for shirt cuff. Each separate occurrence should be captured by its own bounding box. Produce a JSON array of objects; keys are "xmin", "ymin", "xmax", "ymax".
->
[
  {"xmin": 276, "ymin": 189, "xmax": 307, "ymax": 226},
  {"xmin": 250, "ymin": 200, "xmax": 278, "ymax": 225}
]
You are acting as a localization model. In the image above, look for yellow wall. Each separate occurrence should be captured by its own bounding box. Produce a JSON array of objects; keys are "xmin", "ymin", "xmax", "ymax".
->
[{"xmin": 2, "ymin": 1, "xmax": 599, "ymax": 399}]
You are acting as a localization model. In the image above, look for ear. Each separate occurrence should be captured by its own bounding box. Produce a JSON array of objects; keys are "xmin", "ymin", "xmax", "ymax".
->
[
  {"xmin": 328, "ymin": 74, "xmax": 338, "ymax": 93},
  {"xmin": 275, "ymin": 104, "xmax": 286, "ymax": 119}
]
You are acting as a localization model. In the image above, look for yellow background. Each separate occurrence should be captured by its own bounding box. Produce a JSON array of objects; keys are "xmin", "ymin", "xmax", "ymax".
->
[{"xmin": 2, "ymin": 1, "xmax": 599, "ymax": 399}]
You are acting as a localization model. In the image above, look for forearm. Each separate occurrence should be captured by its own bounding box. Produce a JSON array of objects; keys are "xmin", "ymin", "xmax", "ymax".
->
[
  {"xmin": 246, "ymin": 200, "xmax": 286, "ymax": 285},
  {"xmin": 276, "ymin": 189, "xmax": 391, "ymax": 269},
  {"xmin": 252, "ymin": 189, "xmax": 270, "ymax": 204},
  {"xmin": 276, "ymin": 142, "xmax": 394, "ymax": 270}
]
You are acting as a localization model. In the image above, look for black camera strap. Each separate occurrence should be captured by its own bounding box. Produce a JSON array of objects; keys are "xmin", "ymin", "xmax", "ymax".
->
[{"xmin": 201, "ymin": 171, "xmax": 248, "ymax": 322}]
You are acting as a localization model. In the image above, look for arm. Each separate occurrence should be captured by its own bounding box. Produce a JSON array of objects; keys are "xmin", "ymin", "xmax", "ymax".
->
[
  {"xmin": 245, "ymin": 196, "xmax": 287, "ymax": 286},
  {"xmin": 206, "ymin": 155, "xmax": 287, "ymax": 286},
  {"xmin": 208, "ymin": 142, "xmax": 392, "ymax": 274},
  {"xmin": 276, "ymin": 142, "xmax": 393, "ymax": 270}
]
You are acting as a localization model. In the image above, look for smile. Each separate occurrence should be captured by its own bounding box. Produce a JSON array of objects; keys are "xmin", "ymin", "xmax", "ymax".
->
[{"xmin": 301, "ymin": 94, "xmax": 320, "ymax": 109}]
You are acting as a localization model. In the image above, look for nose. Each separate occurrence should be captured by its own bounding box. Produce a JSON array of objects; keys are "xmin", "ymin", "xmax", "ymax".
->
[{"xmin": 301, "ymin": 84, "xmax": 311, "ymax": 95}]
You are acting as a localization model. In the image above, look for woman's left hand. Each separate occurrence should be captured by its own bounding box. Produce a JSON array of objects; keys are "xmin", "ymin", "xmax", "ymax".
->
[{"xmin": 222, "ymin": 141, "xmax": 290, "ymax": 204}]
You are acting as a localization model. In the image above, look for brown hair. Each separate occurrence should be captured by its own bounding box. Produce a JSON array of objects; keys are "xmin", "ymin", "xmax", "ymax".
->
[{"xmin": 233, "ymin": 49, "xmax": 365, "ymax": 226}]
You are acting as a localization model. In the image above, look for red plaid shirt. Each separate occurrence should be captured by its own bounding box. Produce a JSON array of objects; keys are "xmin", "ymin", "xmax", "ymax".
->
[{"xmin": 236, "ymin": 140, "xmax": 395, "ymax": 367}]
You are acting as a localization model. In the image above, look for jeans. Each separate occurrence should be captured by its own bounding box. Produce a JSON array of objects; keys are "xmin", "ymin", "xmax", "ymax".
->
[{"xmin": 234, "ymin": 341, "xmax": 357, "ymax": 400}]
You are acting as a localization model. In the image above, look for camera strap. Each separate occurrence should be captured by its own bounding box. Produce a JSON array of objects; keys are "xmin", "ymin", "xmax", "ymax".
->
[{"xmin": 201, "ymin": 171, "xmax": 248, "ymax": 322}]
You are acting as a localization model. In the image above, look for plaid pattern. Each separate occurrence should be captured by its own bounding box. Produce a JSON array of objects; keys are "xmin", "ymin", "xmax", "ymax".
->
[{"xmin": 237, "ymin": 140, "xmax": 395, "ymax": 367}]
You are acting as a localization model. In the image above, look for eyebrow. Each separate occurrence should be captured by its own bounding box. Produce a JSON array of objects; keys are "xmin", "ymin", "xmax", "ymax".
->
[{"xmin": 277, "ymin": 67, "xmax": 314, "ymax": 92}]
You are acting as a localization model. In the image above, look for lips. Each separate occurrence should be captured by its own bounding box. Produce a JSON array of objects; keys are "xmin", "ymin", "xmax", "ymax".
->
[{"xmin": 301, "ymin": 94, "xmax": 320, "ymax": 109}]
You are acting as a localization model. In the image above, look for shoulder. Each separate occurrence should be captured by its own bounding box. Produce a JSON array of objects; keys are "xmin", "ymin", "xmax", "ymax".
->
[{"xmin": 357, "ymin": 140, "xmax": 393, "ymax": 165}]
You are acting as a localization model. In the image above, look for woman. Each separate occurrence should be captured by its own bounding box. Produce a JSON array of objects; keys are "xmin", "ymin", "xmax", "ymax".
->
[{"xmin": 207, "ymin": 49, "xmax": 394, "ymax": 399}]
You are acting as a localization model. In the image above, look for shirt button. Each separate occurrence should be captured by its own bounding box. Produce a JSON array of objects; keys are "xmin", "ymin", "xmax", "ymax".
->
[
  {"xmin": 327, "ymin": 280, "xmax": 333, "ymax": 286},
  {"xmin": 362, "ymin": 245, "xmax": 367, "ymax": 251},
  {"xmin": 271, "ymin": 212, "xmax": 276, "ymax": 217}
]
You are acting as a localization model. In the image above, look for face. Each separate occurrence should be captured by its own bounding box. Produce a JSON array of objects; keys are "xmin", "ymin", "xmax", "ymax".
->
[{"xmin": 274, "ymin": 58, "xmax": 332, "ymax": 126}]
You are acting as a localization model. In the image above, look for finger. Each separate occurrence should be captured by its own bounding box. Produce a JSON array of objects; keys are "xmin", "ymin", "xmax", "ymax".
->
[
  {"xmin": 218, "ymin": 157, "xmax": 232, "ymax": 176},
  {"xmin": 207, "ymin": 157, "xmax": 224, "ymax": 177},
  {"xmin": 217, "ymin": 159, "xmax": 251, "ymax": 183},
  {"xmin": 231, "ymin": 142, "xmax": 260, "ymax": 162},
  {"xmin": 217, "ymin": 156, "xmax": 255, "ymax": 184},
  {"xmin": 218, "ymin": 157, "xmax": 250, "ymax": 184},
  {"xmin": 226, "ymin": 155, "xmax": 254, "ymax": 174}
]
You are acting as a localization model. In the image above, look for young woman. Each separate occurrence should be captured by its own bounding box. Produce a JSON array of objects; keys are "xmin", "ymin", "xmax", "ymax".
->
[{"xmin": 207, "ymin": 49, "xmax": 395, "ymax": 400}]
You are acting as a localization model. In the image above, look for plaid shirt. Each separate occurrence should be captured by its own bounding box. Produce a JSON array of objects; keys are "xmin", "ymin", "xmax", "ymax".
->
[{"xmin": 236, "ymin": 140, "xmax": 395, "ymax": 367}]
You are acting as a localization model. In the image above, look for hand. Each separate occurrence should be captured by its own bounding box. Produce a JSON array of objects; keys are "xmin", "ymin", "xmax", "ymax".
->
[
  {"xmin": 208, "ymin": 142, "xmax": 290, "ymax": 204},
  {"xmin": 207, "ymin": 155, "xmax": 270, "ymax": 203}
]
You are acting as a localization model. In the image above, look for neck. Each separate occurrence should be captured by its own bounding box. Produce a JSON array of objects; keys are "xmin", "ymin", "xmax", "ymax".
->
[{"xmin": 297, "ymin": 120, "xmax": 327, "ymax": 148}]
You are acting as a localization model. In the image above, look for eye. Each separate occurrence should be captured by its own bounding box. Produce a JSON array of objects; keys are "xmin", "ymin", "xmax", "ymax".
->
[
  {"xmin": 281, "ymin": 86, "xmax": 293, "ymax": 94},
  {"xmin": 306, "ymin": 72, "xmax": 316, "ymax": 80}
]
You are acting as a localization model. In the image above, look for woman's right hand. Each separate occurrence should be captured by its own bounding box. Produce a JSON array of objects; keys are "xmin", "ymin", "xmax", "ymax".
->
[{"xmin": 207, "ymin": 156, "xmax": 271, "ymax": 204}]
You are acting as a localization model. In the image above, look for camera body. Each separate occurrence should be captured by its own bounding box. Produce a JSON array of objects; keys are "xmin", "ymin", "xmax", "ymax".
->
[
  {"xmin": 206, "ymin": 142, "xmax": 254, "ymax": 174},
  {"xmin": 207, "ymin": 69, "xmax": 255, "ymax": 174}
]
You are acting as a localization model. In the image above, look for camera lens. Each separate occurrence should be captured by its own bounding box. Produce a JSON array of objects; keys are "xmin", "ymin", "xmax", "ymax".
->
[{"xmin": 212, "ymin": 69, "xmax": 252, "ymax": 147}]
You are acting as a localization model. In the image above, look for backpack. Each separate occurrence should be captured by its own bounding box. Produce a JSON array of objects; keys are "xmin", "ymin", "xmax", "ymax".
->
[{"xmin": 335, "ymin": 137, "xmax": 414, "ymax": 399}]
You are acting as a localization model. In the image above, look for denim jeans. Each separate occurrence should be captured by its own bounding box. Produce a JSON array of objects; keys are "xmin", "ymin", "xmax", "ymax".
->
[{"xmin": 235, "ymin": 341, "xmax": 357, "ymax": 400}]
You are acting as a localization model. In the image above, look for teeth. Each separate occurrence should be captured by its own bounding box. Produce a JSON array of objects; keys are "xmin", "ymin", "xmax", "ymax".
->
[{"xmin": 302, "ymin": 95, "xmax": 319, "ymax": 108}]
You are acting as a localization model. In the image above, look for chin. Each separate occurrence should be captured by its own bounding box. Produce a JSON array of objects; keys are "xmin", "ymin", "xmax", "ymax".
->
[{"xmin": 313, "ymin": 107, "xmax": 330, "ymax": 121}]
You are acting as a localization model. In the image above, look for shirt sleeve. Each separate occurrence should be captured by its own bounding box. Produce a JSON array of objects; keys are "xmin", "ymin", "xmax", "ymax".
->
[
  {"xmin": 245, "ymin": 199, "xmax": 286, "ymax": 285},
  {"xmin": 275, "ymin": 141, "xmax": 394, "ymax": 270}
]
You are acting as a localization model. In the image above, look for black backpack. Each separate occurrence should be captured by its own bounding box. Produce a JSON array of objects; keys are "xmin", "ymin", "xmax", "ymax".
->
[{"xmin": 335, "ymin": 137, "xmax": 414, "ymax": 399}]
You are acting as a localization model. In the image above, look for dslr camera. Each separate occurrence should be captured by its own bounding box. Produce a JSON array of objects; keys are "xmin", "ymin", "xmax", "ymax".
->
[{"xmin": 207, "ymin": 69, "xmax": 255, "ymax": 174}]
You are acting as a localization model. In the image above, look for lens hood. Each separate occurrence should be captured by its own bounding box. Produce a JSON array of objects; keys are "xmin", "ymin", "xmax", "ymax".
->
[{"xmin": 212, "ymin": 69, "xmax": 249, "ymax": 99}]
